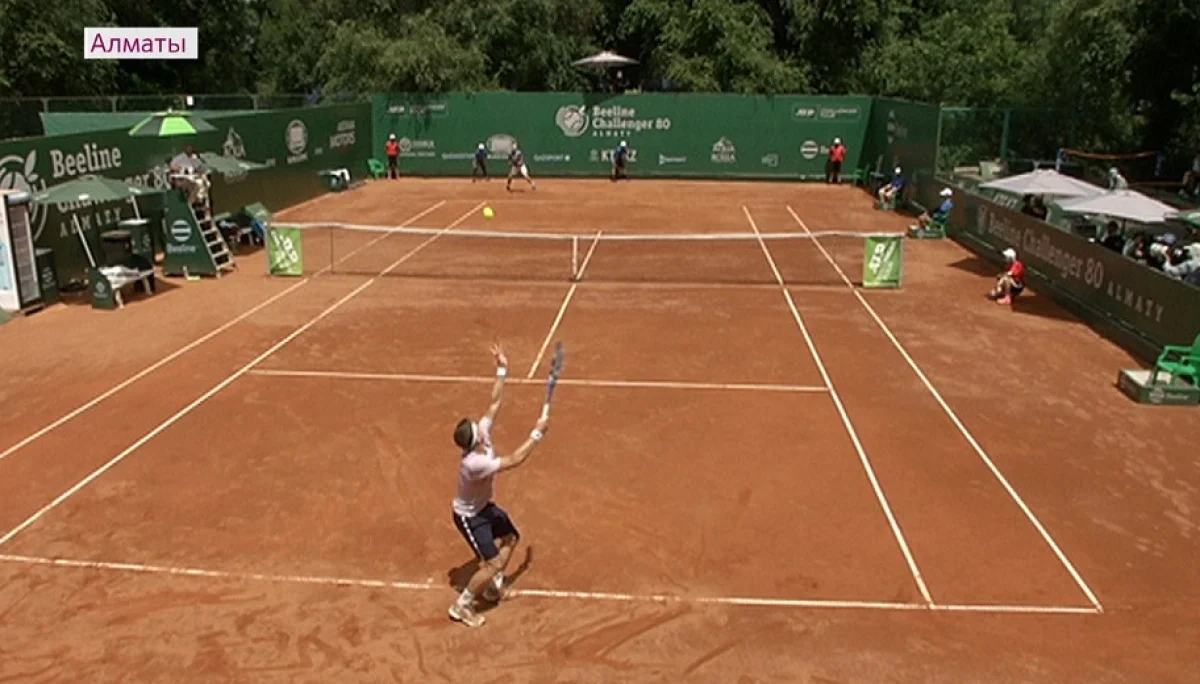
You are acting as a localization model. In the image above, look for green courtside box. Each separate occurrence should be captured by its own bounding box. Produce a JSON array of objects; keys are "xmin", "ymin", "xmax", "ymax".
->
[
  {"xmin": 863, "ymin": 234, "xmax": 904, "ymax": 288},
  {"xmin": 267, "ymin": 225, "xmax": 303, "ymax": 276}
]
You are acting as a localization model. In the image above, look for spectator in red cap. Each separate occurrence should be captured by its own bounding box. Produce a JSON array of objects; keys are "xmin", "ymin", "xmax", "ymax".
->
[{"xmin": 826, "ymin": 137, "xmax": 847, "ymax": 184}]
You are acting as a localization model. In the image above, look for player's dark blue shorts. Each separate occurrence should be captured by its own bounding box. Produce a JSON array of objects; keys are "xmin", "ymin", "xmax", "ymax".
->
[
  {"xmin": 614, "ymin": 157, "xmax": 627, "ymax": 169},
  {"xmin": 454, "ymin": 502, "xmax": 519, "ymax": 561}
]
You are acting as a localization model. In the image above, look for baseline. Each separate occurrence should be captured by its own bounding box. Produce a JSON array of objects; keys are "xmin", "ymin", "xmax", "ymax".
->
[
  {"xmin": 248, "ymin": 368, "xmax": 829, "ymax": 393},
  {"xmin": 0, "ymin": 553, "xmax": 1100, "ymax": 616},
  {"xmin": 785, "ymin": 205, "xmax": 1103, "ymax": 613}
]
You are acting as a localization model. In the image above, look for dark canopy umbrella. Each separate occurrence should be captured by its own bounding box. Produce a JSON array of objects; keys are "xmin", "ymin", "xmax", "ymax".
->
[
  {"xmin": 32, "ymin": 175, "xmax": 160, "ymax": 205},
  {"xmin": 128, "ymin": 110, "xmax": 216, "ymax": 137}
]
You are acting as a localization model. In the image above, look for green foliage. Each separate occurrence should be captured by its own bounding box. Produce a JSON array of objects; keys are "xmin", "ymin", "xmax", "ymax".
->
[{"xmin": 0, "ymin": 0, "xmax": 1195, "ymax": 159}]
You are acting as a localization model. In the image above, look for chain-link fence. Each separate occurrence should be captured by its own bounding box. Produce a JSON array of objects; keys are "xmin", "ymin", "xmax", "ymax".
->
[
  {"xmin": 0, "ymin": 92, "xmax": 366, "ymax": 141},
  {"xmin": 936, "ymin": 107, "xmax": 1067, "ymax": 175}
]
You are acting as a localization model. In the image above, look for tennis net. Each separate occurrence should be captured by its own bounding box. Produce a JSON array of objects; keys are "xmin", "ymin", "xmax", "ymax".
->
[{"xmin": 271, "ymin": 222, "xmax": 907, "ymax": 287}]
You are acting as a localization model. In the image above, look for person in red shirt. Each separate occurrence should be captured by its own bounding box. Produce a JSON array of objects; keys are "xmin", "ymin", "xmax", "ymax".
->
[
  {"xmin": 385, "ymin": 134, "xmax": 400, "ymax": 179},
  {"xmin": 826, "ymin": 137, "xmax": 847, "ymax": 184},
  {"xmin": 988, "ymin": 247, "xmax": 1026, "ymax": 304}
]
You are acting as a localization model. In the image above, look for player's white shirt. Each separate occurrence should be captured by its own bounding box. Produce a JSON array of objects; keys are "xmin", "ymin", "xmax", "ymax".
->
[{"xmin": 452, "ymin": 416, "xmax": 502, "ymax": 517}]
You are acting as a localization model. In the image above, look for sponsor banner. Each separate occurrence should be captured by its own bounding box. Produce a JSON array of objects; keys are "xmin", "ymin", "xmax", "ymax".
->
[
  {"xmin": 863, "ymin": 235, "xmax": 904, "ymax": 288},
  {"xmin": 711, "ymin": 137, "xmax": 736, "ymax": 164},
  {"xmin": 929, "ymin": 177, "xmax": 1200, "ymax": 349},
  {"xmin": 268, "ymin": 226, "xmax": 304, "ymax": 276},
  {"xmin": 555, "ymin": 104, "xmax": 672, "ymax": 139},
  {"xmin": 658, "ymin": 154, "xmax": 687, "ymax": 166},
  {"xmin": 533, "ymin": 153, "xmax": 572, "ymax": 163}
]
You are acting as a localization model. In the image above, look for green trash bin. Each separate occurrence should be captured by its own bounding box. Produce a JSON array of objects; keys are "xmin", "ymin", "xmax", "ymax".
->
[
  {"xmin": 118, "ymin": 218, "xmax": 153, "ymax": 259},
  {"xmin": 34, "ymin": 248, "xmax": 60, "ymax": 306}
]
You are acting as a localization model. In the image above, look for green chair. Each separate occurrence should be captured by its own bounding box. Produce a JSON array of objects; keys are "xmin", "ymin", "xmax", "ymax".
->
[
  {"xmin": 1150, "ymin": 335, "xmax": 1200, "ymax": 387},
  {"xmin": 366, "ymin": 158, "xmax": 386, "ymax": 179}
]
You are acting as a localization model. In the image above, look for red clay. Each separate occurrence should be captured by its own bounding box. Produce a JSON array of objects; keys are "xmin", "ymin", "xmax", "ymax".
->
[{"xmin": 0, "ymin": 178, "xmax": 1197, "ymax": 683}]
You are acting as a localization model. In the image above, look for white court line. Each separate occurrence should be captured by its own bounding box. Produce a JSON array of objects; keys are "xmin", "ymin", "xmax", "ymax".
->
[
  {"xmin": 0, "ymin": 280, "xmax": 305, "ymax": 463},
  {"xmin": 786, "ymin": 205, "xmax": 1104, "ymax": 613},
  {"xmin": 0, "ymin": 202, "xmax": 486, "ymax": 550},
  {"xmin": 0, "ymin": 200, "xmax": 452, "ymax": 465},
  {"xmin": 248, "ymin": 368, "xmax": 828, "ymax": 393},
  {"xmin": 742, "ymin": 205, "xmax": 935, "ymax": 607},
  {"xmin": 526, "ymin": 231, "xmax": 602, "ymax": 378},
  {"xmin": 315, "ymin": 200, "xmax": 447, "ymax": 276},
  {"xmin": 0, "ymin": 554, "xmax": 1099, "ymax": 616}
]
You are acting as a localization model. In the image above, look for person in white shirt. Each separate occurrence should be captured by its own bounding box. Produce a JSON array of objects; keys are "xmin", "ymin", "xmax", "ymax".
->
[{"xmin": 448, "ymin": 343, "xmax": 551, "ymax": 628}]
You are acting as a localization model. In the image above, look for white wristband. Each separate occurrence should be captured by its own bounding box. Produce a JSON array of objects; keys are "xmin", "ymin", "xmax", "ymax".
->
[
  {"xmin": 496, "ymin": 367, "xmax": 507, "ymax": 377},
  {"xmin": 530, "ymin": 429, "xmax": 543, "ymax": 441}
]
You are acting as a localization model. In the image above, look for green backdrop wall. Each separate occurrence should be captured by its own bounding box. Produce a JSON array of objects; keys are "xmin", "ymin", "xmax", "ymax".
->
[
  {"xmin": 0, "ymin": 102, "xmax": 371, "ymax": 286},
  {"xmin": 372, "ymin": 92, "xmax": 883, "ymax": 179}
]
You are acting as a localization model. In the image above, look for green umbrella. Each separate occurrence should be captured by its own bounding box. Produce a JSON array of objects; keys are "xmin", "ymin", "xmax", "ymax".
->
[
  {"xmin": 128, "ymin": 109, "xmax": 216, "ymax": 137},
  {"xmin": 32, "ymin": 174, "xmax": 160, "ymax": 205},
  {"xmin": 197, "ymin": 152, "xmax": 267, "ymax": 174}
]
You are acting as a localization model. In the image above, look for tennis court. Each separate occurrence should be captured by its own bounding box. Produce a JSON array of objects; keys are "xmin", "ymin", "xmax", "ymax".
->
[{"xmin": 1, "ymin": 179, "xmax": 1196, "ymax": 682}]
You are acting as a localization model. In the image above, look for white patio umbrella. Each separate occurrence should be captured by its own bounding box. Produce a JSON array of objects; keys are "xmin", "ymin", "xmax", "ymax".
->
[
  {"xmin": 572, "ymin": 51, "xmax": 639, "ymax": 68},
  {"xmin": 978, "ymin": 168, "xmax": 1103, "ymax": 198},
  {"xmin": 1056, "ymin": 189, "xmax": 1180, "ymax": 224}
]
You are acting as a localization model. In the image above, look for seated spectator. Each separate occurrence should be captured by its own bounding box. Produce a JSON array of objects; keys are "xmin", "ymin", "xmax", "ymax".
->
[
  {"xmin": 1031, "ymin": 195, "xmax": 1048, "ymax": 219},
  {"xmin": 1144, "ymin": 233, "xmax": 1178, "ymax": 270},
  {"xmin": 987, "ymin": 247, "xmax": 1026, "ymax": 305},
  {"xmin": 877, "ymin": 167, "xmax": 905, "ymax": 207},
  {"xmin": 1123, "ymin": 231, "xmax": 1150, "ymax": 263},
  {"xmin": 1097, "ymin": 221, "xmax": 1125, "ymax": 252},
  {"xmin": 1162, "ymin": 243, "xmax": 1200, "ymax": 281},
  {"xmin": 1020, "ymin": 194, "xmax": 1040, "ymax": 218},
  {"xmin": 1184, "ymin": 152, "xmax": 1200, "ymax": 198},
  {"xmin": 919, "ymin": 187, "xmax": 953, "ymax": 227}
]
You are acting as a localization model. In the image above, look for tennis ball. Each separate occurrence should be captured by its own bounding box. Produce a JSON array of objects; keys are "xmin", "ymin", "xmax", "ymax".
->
[{"xmin": 483, "ymin": 207, "xmax": 495, "ymax": 219}]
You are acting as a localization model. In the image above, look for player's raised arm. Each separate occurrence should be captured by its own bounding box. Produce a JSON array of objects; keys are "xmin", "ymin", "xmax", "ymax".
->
[
  {"xmin": 484, "ymin": 343, "xmax": 508, "ymax": 423},
  {"xmin": 496, "ymin": 414, "xmax": 550, "ymax": 472}
]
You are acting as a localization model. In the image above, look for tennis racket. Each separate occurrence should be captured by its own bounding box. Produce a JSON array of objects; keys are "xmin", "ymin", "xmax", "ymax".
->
[{"xmin": 541, "ymin": 341, "xmax": 565, "ymax": 420}]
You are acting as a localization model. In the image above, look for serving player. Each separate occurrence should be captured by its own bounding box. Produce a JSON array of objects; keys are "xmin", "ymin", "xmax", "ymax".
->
[
  {"xmin": 449, "ymin": 343, "xmax": 551, "ymax": 628},
  {"xmin": 506, "ymin": 143, "xmax": 537, "ymax": 192},
  {"xmin": 612, "ymin": 140, "xmax": 629, "ymax": 181}
]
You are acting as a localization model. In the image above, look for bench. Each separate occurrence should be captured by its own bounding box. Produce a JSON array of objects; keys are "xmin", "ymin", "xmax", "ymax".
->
[{"xmin": 77, "ymin": 221, "xmax": 156, "ymax": 310}]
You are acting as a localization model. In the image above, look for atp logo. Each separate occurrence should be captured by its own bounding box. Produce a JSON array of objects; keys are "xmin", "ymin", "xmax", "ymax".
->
[
  {"xmin": 555, "ymin": 105, "xmax": 589, "ymax": 138},
  {"xmin": 0, "ymin": 151, "xmax": 48, "ymax": 241}
]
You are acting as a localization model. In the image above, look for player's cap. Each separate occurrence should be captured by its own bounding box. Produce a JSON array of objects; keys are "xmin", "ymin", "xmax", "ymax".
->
[
  {"xmin": 478, "ymin": 143, "xmax": 485, "ymax": 149},
  {"xmin": 833, "ymin": 137, "xmax": 841, "ymax": 144},
  {"xmin": 389, "ymin": 133, "xmax": 396, "ymax": 140},
  {"xmin": 940, "ymin": 187, "xmax": 953, "ymax": 197},
  {"xmin": 894, "ymin": 166, "xmax": 902, "ymax": 174},
  {"xmin": 619, "ymin": 140, "xmax": 626, "ymax": 147},
  {"xmin": 1002, "ymin": 247, "xmax": 1017, "ymax": 260}
]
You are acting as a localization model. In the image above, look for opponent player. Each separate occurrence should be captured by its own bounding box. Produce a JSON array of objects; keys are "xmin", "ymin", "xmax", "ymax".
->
[
  {"xmin": 449, "ymin": 343, "xmax": 550, "ymax": 628},
  {"xmin": 506, "ymin": 143, "xmax": 537, "ymax": 192},
  {"xmin": 472, "ymin": 143, "xmax": 489, "ymax": 182},
  {"xmin": 612, "ymin": 140, "xmax": 629, "ymax": 181}
]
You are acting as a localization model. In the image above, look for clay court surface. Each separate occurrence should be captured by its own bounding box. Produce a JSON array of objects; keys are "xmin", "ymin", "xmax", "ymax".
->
[{"xmin": 1, "ymin": 178, "xmax": 1197, "ymax": 683}]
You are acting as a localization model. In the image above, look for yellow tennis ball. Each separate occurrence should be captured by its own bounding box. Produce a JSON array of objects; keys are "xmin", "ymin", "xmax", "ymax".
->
[{"xmin": 483, "ymin": 207, "xmax": 495, "ymax": 219}]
